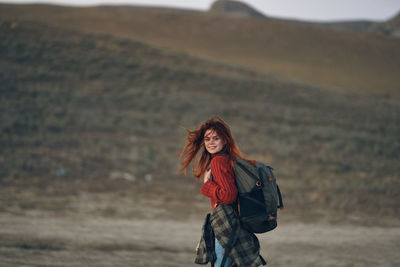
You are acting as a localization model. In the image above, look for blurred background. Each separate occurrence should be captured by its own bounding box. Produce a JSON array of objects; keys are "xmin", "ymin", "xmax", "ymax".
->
[{"xmin": 0, "ymin": 0, "xmax": 399, "ymax": 266}]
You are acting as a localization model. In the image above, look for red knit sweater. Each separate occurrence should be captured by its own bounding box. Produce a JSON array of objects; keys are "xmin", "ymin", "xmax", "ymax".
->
[{"xmin": 201, "ymin": 155, "xmax": 238, "ymax": 211}]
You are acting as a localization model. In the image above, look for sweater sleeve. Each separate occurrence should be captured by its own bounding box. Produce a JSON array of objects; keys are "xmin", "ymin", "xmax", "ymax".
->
[{"xmin": 201, "ymin": 156, "xmax": 238, "ymax": 204}]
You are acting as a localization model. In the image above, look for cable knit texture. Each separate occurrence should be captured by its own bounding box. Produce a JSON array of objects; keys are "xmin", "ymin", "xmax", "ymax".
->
[{"xmin": 201, "ymin": 155, "xmax": 238, "ymax": 210}]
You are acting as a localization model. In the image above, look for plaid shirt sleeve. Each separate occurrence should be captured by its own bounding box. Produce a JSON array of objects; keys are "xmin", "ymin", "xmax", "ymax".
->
[{"xmin": 195, "ymin": 213, "xmax": 216, "ymax": 265}]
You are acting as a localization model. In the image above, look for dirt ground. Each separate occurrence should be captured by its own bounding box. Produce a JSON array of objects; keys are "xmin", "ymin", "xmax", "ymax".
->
[
  {"xmin": 0, "ymin": 179, "xmax": 398, "ymax": 267},
  {"xmin": 0, "ymin": 211, "xmax": 399, "ymax": 267}
]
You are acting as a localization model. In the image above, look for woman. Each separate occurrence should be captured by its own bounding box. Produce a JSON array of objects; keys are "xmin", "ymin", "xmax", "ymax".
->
[{"xmin": 179, "ymin": 117, "xmax": 266, "ymax": 267}]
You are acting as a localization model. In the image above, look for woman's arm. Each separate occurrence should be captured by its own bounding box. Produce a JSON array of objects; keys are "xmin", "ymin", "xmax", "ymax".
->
[{"xmin": 201, "ymin": 156, "xmax": 238, "ymax": 204}]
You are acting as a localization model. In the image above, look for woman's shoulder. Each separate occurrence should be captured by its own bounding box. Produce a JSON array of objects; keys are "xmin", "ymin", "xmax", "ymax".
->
[{"xmin": 211, "ymin": 154, "xmax": 231, "ymax": 168}]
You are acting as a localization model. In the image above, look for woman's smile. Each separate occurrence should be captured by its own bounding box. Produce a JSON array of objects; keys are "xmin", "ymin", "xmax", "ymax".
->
[{"xmin": 204, "ymin": 129, "xmax": 225, "ymax": 154}]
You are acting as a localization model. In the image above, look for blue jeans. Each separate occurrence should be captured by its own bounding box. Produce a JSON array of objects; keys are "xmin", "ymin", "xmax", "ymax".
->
[{"xmin": 215, "ymin": 237, "xmax": 232, "ymax": 267}]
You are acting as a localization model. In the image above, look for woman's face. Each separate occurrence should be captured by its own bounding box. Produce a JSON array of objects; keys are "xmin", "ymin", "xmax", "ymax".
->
[{"xmin": 204, "ymin": 129, "xmax": 225, "ymax": 155}]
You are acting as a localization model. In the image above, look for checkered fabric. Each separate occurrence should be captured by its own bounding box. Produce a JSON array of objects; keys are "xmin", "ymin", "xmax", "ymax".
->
[
  {"xmin": 195, "ymin": 213, "xmax": 216, "ymax": 265},
  {"xmin": 195, "ymin": 204, "xmax": 266, "ymax": 266}
]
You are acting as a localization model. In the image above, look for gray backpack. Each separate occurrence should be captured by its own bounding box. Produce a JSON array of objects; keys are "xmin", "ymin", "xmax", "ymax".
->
[{"xmin": 234, "ymin": 157, "xmax": 283, "ymax": 233}]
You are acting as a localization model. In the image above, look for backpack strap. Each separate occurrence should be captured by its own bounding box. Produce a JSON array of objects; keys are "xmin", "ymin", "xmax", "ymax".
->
[
  {"xmin": 277, "ymin": 185, "xmax": 284, "ymax": 209},
  {"xmin": 266, "ymin": 166, "xmax": 284, "ymax": 209}
]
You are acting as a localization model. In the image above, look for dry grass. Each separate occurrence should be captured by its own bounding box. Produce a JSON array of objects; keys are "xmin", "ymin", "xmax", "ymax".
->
[
  {"xmin": 1, "ymin": 18, "xmax": 399, "ymax": 220},
  {"xmin": 1, "ymin": 4, "xmax": 400, "ymax": 97}
]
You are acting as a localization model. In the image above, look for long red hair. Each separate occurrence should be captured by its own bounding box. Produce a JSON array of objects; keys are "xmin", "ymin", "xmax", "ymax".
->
[{"xmin": 179, "ymin": 117, "xmax": 253, "ymax": 179}]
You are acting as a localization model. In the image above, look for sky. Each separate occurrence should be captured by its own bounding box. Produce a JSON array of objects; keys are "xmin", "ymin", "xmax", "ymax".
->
[{"xmin": 1, "ymin": 0, "xmax": 400, "ymax": 22}]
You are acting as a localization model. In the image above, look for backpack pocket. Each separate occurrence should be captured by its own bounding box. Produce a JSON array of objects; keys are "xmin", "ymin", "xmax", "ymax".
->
[{"xmin": 240, "ymin": 214, "xmax": 277, "ymax": 233}]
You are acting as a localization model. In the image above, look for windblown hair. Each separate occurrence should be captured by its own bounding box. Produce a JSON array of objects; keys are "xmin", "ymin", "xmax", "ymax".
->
[{"xmin": 179, "ymin": 117, "xmax": 252, "ymax": 180}]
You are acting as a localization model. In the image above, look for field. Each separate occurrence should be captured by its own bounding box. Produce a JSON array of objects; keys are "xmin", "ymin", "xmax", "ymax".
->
[
  {"xmin": 1, "ymin": 179, "xmax": 399, "ymax": 267},
  {"xmin": 1, "ymin": 2, "xmax": 400, "ymax": 266},
  {"xmin": 1, "ymin": 4, "xmax": 400, "ymax": 97}
]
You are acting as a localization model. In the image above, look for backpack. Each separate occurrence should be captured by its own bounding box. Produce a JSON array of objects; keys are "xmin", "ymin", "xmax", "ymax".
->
[{"xmin": 234, "ymin": 157, "xmax": 283, "ymax": 233}]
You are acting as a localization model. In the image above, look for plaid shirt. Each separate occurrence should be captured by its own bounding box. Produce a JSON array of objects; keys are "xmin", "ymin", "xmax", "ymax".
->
[{"xmin": 195, "ymin": 204, "xmax": 266, "ymax": 267}]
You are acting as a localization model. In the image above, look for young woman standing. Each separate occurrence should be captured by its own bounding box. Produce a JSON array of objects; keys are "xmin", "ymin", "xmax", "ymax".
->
[{"xmin": 179, "ymin": 117, "xmax": 266, "ymax": 267}]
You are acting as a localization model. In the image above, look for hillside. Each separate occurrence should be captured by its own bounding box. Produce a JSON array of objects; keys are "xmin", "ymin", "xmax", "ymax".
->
[
  {"xmin": 385, "ymin": 11, "xmax": 400, "ymax": 36},
  {"xmin": 297, "ymin": 11, "xmax": 400, "ymax": 38},
  {"xmin": 209, "ymin": 0, "xmax": 267, "ymax": 19},
  {"xmin": 208, "ymin": 1, "xmax": 400, "ymax": 38},
  {"xmin": 209, "ymin": 0, "xmax": 400, "ymax": 38},
  {"xmin": 1, "ymin": 3, "xmax": 399, "ymax": 98},
  {"xmin": 1, "ymin": 17, "xmax": 399, "ymax": 223}
]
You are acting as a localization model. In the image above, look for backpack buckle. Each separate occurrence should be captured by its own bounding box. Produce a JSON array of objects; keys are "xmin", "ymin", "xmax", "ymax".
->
[{"xmin": 256, "ymin": 181, "xmax": 262, "ymax": 188}]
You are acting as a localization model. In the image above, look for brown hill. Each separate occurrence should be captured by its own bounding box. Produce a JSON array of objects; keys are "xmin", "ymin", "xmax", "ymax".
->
[
  {"xmin": 385, "ymin": 11, "xmax": 400, "ymax": 37},
  {"xmin": 0, "ymin": 3, "xmax": 399, "ymax": 98},
  {"xmin": 1, "ymin": 16, "xmax": 400, "ymax": 220},
  {"xmin": 209, "ymin": 0, "xmax": 266, "ymax": 19},
  {"xmin": 298, "ymin": 10, "xmax": 400, "ymax": 38}
]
